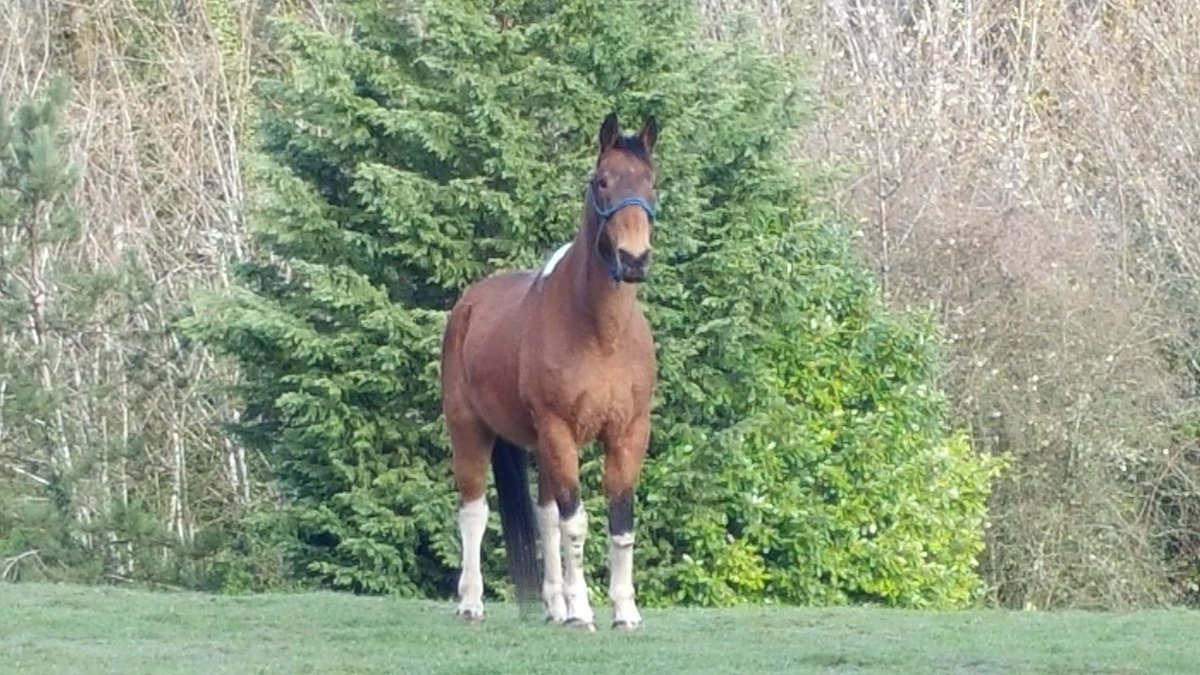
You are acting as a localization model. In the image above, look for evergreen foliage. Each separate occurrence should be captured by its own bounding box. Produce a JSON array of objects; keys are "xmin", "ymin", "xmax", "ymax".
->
[
  {"xmin": 184, "ymin": 0, "xmax": 1001, "ymax": 606},
  {"xmin": 0, "ymin": 78, "xmax": 226, "ymax": 588},
  {"xmin": 0, "ymin": 77, "xmax": 92, "ymax": 578}
]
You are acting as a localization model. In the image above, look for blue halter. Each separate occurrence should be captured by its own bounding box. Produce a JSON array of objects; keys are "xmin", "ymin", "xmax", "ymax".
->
[
  {"xmin": 586, "ymin": 181, "xmax": 656, "ymax": 281},
  {"xmin": 593, "ymin": 194, "xmax": 657, "ymax": 222}
]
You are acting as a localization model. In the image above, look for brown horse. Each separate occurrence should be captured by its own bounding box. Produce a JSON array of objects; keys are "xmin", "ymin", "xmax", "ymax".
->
[{"xmin": 439, "ymin": 113, "xmax": 658, "ymax": 631}]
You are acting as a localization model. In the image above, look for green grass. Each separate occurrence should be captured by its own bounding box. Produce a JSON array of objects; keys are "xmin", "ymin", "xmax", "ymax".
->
[{"xmin": 3, "ymin": 583, "xmax": 1198, "ymax": 674}]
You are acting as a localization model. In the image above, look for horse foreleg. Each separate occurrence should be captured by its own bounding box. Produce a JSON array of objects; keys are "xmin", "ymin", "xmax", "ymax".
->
[
  {"xmin": 606, "ymin": 500, "xmax": 640, "ymax": 629},
  {"xmin": 537, "ymin": 422, "xmax": 595, "ymax": 630},
  {"xmin": 559, "ymin": 498, "xmax": 594, "ymax": 630},
  {"xmin": 536, "ymin": 474, "xmax": 567, "ymax": 623},
  {"xmin": 603, "ymin": 423, "xmax": 649, "ymax": 630}
]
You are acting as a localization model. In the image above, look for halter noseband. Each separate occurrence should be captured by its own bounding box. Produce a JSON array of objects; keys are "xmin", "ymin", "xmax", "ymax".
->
[{"xmin": 586, "ymin": 180, "xmax": 656, "ymax": 281}]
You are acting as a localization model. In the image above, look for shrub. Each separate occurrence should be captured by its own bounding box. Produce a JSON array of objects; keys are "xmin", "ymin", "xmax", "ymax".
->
[{"xmin": 635, "ymin": 207, "xmax": 1003, "ymax": 607}]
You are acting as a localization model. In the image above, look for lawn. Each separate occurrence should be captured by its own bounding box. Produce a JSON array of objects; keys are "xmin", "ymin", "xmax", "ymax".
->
[{"xmin": 2, "ymin": 583, "xmax": 1197, "ymax": 674}]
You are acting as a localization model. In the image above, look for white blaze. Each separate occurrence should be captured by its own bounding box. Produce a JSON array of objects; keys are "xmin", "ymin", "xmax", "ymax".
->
[{"xmin": 456, "ymin": 497, "xmax": 488, "ymax": 617}]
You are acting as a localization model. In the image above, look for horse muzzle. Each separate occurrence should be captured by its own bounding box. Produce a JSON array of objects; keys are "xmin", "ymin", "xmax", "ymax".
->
[{"xmin": 614, "ymin": 248, "xmax": 651, "ymax": 283}]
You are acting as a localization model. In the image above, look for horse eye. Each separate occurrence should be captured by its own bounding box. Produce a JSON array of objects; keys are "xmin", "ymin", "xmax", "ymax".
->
[{"xmin": 597, "ymin": 178, "xmax": 609, "ymax": 190}]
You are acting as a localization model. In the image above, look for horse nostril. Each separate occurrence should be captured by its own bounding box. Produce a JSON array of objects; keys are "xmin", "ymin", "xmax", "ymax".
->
[
  {"xmin": 616, "ymin": 249, "xmax": 651, "ymax": 282},
  {"xmin": 618, "ymin": 249, "xmax": 651, "ymax": 271}
]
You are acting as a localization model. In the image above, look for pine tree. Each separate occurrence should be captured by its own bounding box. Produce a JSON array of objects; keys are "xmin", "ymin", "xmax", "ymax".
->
[
  {"xmin": 185, "ymin": 0, "xmax": 1000, "ymax": 605},
  {"xmin": 0, "ymin": 78, "xmax": 96, "ymax": 573}
]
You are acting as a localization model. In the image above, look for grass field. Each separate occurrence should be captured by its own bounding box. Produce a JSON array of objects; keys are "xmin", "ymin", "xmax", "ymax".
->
[{"xmin": 3, "ymin": 583, "xmax": 1198, "ymax": 674}]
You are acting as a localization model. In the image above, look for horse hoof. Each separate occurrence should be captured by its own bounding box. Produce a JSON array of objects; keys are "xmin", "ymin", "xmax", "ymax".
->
[
  {"xmin": 455, "ymin": 609, "xmax": 485, "ymax": 624},
  {"xmin": 612, "ymin": 620, "xmax": 641, "ymax": 631},
  {"xmin": 564, "ymin": 618, "xmax": 596, "ymax": 633},
  {"xmin": 545, "ymin": 615, "xmax": 565, "ymax": 625}
]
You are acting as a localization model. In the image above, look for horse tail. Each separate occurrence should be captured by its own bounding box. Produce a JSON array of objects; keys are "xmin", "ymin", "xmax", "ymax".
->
[{"xmin": 491, "ymin": 437, "xmax": 540, "ymax": 613}]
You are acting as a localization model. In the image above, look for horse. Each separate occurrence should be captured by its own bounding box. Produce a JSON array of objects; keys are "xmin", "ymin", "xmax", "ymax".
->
[{"xmin": 439, "ymin": 112, "xmax": 659, "ymax": 631}]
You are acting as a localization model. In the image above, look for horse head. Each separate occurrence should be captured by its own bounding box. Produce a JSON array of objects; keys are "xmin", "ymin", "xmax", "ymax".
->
[{"xmin": 588, "ymin": 112, "xmax": 657, "ymax": 284}]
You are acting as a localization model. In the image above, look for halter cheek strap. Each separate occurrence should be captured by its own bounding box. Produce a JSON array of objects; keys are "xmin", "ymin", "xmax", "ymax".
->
[{"xmin": 586, "ymin": 183, "xmax": 656, "ymax": 281}]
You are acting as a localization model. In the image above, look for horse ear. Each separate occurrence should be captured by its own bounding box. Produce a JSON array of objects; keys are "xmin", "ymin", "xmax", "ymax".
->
[
  {"xmin": 599, "ymin": 113, "xmax": 619, "ymax": 152},
  {"xmin": 639, "ymin": 116, "xmax": 657, "ymax": 154}
]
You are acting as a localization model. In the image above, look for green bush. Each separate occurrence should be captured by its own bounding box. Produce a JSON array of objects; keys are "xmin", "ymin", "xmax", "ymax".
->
[
  {"xmin": 634, "ymin": 210, "xmax": 1004, "ymax": 607},
  {"xmin": 183, "ymin": 0, "xmax": 1001, "ymax": 607}
]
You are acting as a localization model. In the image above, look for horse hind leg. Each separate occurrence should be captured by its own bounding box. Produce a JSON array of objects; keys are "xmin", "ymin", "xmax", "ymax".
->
[
  {"xmin": 442, "ymin": 302, "xmax": 494, "ymax": 622},
  {"xmin": 448, "ymin": 417, "xmax": 494, "ymax": 622}
]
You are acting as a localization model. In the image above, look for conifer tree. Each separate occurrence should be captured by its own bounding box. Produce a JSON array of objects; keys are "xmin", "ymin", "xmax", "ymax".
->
[
  {"xmin": 0, "ymin": 78, "xmax": 94, "ymax": 571},
  {"xmin": 186, "ymin": 1, "xmax": 1000, "ymax": 605}
]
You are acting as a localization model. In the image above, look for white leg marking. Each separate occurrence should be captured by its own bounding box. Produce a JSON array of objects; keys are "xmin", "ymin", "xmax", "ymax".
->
[
  {"xmin": 540, "ymin": 242, "xmax": 572, "ymax": 279},
  {"xmin": 608, "ymin": 532, "xmax": 642, "ymax": 628},
  {"xmin": 456, "ymin": 498, "xmax": 488, "ymax": 620},
  {"xmin": 537, "ymin": 502, "xmax": 567, "ymax": 623},
  {"xmin": 559, "ymin": 506, "xmax": 595, "ymax": 627}
]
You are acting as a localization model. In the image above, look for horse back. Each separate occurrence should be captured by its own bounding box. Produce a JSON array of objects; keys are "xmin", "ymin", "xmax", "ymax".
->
[{"xmin": 442, "ymin": 270, "xmax": 540, "ymax": 446}]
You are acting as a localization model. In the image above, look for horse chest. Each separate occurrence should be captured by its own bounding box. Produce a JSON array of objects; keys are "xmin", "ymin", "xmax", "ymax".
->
[{"xmin": 528, "ymin": 353, "xmax": 647, "ymax": 441}]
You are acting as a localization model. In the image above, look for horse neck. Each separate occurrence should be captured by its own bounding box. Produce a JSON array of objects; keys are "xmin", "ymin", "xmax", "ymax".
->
[{"xmin": 562, "ymin": 215, "xmax": 637, "ymax": 350}]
